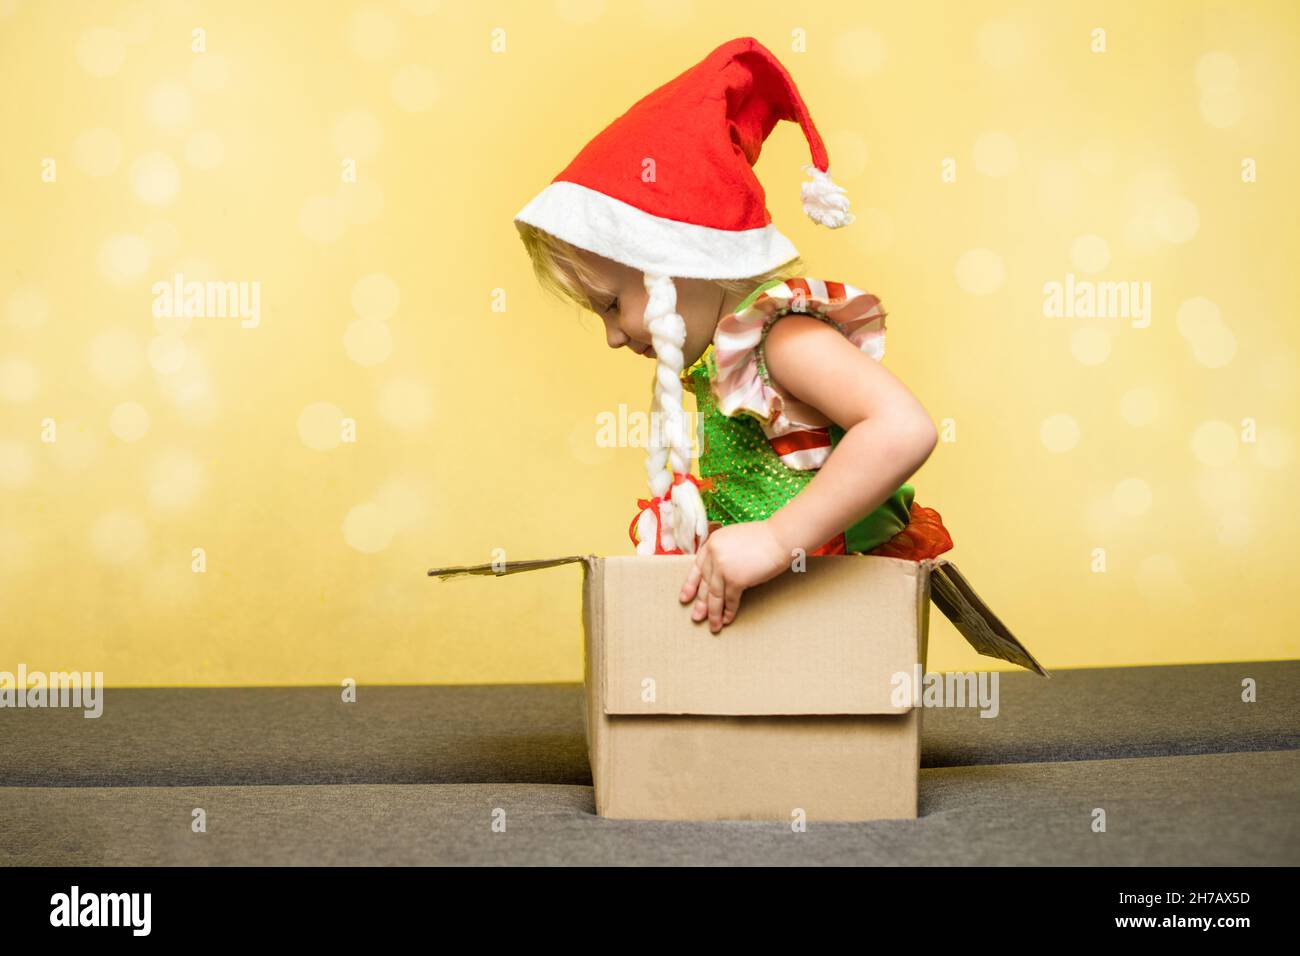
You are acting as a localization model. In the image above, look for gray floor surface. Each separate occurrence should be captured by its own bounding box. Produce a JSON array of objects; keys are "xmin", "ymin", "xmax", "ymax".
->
[{"xmin": 2, "ymin": 662, "xmax": 1296, "ymax": 865}]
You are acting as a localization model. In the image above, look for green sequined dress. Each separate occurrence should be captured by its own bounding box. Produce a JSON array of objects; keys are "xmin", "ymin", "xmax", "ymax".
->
[{"xmin": 680, "ymin": 277, "xmax": 920, "ymax": 556}]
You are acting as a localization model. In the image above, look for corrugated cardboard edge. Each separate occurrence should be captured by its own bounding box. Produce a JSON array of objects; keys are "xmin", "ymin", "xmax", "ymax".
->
[
  {"xmin": 579, "ymin": 557, "xmax": 608, "ymax": 816},
  {"xmin": 913, "ymin": 559, "xmax": 933, "ymax": 779}
]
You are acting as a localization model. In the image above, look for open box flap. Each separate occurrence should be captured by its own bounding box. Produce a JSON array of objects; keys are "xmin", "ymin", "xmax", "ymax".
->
[
  {"xmin": 922, "ymin": 559, "xmax": 1050, "ymax": 677},
  {"xmin": 429, "ymin": 554, "xmax": 1049, "ymax": 678},
  {"xmin": 427, "ymin": 555, "xmax": 596, "ymax": 578}
]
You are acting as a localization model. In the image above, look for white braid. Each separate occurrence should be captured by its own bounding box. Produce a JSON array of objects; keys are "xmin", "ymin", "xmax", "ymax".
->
[{"xmin": 642, "ymin": 272, "xmax": 709, "ymax": 554}]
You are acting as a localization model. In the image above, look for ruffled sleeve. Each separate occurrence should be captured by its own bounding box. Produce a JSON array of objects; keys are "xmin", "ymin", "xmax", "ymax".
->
[{"xmin": 709, "ymin": 277, "xmax": 888, "ymax": 426}]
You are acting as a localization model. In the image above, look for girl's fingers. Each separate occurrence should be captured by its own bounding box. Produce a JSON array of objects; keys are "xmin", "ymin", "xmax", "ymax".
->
[
  {"xmin": 690, "ymin": 549, "xmax": 713, "ymax": 623},
  {"xmin": 722, "ymin": 588, "xmax": 742, "ymax": 625},
  {"xmin": 705, "ymin": 563, "xmax": 726, "ymax": 632},
  {"xmin": 679, "ymin": 561, "xmax": 702, "ymax": 603}
]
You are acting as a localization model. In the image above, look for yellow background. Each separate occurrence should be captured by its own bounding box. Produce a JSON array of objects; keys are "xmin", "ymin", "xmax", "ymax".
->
[{"xmin": 1, "ymin": 0, "xmax": 1297, "ymax": 686}]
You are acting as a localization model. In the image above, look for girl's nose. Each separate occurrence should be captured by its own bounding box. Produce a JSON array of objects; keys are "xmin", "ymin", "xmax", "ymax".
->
[{"xmin": 606, "ymin": 327, "xmax": 629, "ymax": 349}]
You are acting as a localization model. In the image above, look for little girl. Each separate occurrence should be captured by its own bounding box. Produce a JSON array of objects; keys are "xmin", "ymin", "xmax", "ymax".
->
[{"xmin": 514, "ymin": 36, "xmax": 953, "ymax": 633}]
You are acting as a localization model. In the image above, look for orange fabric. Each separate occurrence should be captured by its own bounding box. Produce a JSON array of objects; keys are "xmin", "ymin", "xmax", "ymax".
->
[
  {"xmin": 810, "ymin": 532, "xmax": 847, "ymax": 556},
  {"xmin": 864, "ymin": 503, "xmax": 954, "ymax": 561}
]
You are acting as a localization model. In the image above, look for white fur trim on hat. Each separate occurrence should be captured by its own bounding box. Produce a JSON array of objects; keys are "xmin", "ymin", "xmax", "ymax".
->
[{"xmin": 515, "ymin": 180, "xmax": 800, "ymax": 280}]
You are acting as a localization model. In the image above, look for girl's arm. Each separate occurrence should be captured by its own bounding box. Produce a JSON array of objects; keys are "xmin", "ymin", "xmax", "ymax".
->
[
  {"xmin": 762, "ymin": 313, "xmax": 938, "ymax": 555},
  {"xmin": 678, "ymin": 312, "xmax": 937, "ymax": 633}
]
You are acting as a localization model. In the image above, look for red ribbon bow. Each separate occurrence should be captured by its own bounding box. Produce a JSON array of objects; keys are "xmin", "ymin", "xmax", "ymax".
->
[{"xmin": 627, "ymin": 472, "xmax": 715, "ymax": 553}]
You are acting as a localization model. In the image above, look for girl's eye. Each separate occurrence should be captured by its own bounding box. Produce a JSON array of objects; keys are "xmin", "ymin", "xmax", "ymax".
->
[{"xmin": 603, "ymin": 297, "xmax": 619, "ymax": 315}]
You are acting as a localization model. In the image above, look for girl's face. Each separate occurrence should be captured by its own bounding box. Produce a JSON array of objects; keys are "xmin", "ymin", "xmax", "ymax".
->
[{"xmin": 569, "ymin": 249, "xmax": 745, "ymax": 368}]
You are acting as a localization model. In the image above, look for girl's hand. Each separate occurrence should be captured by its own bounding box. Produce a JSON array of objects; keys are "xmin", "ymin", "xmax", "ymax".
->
[{"xmin": 678, "ymin": 520, "xmax": 792, "ymax": 633}]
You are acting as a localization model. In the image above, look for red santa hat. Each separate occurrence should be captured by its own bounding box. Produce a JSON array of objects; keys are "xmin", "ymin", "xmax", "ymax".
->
[{"xmin": 514, "ymin": 35, "xmax": 854, "ymax": 280}]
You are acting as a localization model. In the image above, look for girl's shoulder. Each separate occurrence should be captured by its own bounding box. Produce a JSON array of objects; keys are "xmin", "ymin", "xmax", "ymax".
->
[{"xmin": 697, "ymin": 276, "xmax": 889, "ymax": 425}]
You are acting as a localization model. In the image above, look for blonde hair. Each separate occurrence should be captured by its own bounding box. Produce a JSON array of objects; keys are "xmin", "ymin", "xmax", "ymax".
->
[
  {"xmin": 516, "ymin": 222, "xmax": 805, "ymax": 553},
  {"xmin": 516, "ymin": 222, "xmax": 806, "ymax": 312}
]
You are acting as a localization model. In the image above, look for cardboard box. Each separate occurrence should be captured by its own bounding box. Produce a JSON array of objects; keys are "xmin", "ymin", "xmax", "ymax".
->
[{"xmin": 428, "ymin": 554, "xmax": 1046, "ymax": 822}]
